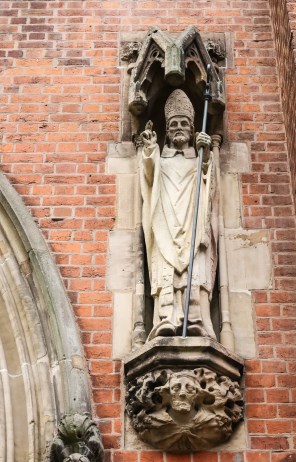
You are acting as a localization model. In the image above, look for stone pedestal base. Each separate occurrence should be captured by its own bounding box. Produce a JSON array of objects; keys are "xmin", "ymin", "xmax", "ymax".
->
[{"xmin": 124, "ymin": 338, "xmax": 244, "ymax": 453}]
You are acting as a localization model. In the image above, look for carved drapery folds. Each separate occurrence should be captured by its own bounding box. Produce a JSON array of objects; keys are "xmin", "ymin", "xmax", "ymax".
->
[{"xmin": 123, "ymin": 26, "xmax": 244, "ymax": 452}]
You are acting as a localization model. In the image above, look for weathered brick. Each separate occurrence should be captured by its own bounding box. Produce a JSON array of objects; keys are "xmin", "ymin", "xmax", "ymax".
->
[
  {"xmin": 246, "ymin": 453, "xmax": 270, "ymax": 462},
  {"xmin": 247, "ymin": 404, "xmax": 277, "ymax": 419},
  {"xmin": 140, "ymin": 451, "xmax": 164, "ymax": 462},
  {"xmin": 0, "ymin": 1, "xmax": 295, "ymax": 459},
  {"xmin": 250, "ymin": 436, "xmax": 289, "ymax": 450}
]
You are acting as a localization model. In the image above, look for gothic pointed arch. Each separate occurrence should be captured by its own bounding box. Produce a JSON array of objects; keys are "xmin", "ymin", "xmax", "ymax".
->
[{"xmin": 0, "ymin": 172, "xmax": 103, "ymax": 461}]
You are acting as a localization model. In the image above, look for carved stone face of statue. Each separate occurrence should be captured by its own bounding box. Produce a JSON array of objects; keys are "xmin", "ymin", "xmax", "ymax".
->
[
  {"xmin": 169, "ymin": 375, "xmax": 197, "ymax": 413},
  {"xmin": 167, "ymin": 116, "xmax": 192, "ymax": 150}
]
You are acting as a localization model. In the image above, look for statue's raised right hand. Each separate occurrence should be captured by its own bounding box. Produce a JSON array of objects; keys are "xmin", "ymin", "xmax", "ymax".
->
[{"xmin": 141, "ymin": 120, "xmax": 157, "ymax": 148}]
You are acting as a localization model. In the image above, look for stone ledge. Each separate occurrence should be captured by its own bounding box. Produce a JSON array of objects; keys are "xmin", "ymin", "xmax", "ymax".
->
[{"xmin": 124, "ymin": 336, "xmax": 244, "ymax": 381}]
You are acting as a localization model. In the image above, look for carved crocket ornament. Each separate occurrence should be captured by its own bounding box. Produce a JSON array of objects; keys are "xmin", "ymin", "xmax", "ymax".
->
[{"xmin": 49, "ymin": 414, "xmax": 104, "ymax": 462}]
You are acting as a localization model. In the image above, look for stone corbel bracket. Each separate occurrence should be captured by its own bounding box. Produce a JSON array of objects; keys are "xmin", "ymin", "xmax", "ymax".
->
[
  {"xmin": 125, "ymin": 337, "xmax": 244, "ymax": 452},
  {"xmin": 128, "ymin": 26, "xmax": 225, "ymax": 116}
]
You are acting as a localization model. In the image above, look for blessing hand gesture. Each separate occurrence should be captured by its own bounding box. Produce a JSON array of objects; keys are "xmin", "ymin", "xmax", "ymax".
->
[{"xmin": 141, "ymin": 120, "xmax": 157, "ymax": 149}]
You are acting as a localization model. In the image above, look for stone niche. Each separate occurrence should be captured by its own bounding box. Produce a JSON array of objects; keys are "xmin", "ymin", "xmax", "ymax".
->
[
  {"xmin": 113, "ymin": 26, "xmax": 246, "ymax": 453},
  {"xmin": 108, "ymin": 24, "xmax": 273, "ymax": 453}
]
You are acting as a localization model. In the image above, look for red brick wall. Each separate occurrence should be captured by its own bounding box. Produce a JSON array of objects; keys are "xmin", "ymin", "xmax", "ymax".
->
[
  {"xmin": 0, "ymin": 1, "xmax": 296, "ymax": 461},
  {"xmin": 269, "ymin": 0, "xmax": 296, "ymax": 200}
]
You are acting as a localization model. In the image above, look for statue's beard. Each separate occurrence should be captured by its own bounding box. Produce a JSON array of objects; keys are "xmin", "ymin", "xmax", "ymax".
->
[{"xmin": 172, "ymin": 132, "xmax": 188, "ymax": 148}]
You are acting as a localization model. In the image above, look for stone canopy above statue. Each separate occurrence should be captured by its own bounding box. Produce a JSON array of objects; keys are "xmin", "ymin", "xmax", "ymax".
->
[{"xmin": 128, "ymin": 26, "xmax": 224, "ymax": 131}]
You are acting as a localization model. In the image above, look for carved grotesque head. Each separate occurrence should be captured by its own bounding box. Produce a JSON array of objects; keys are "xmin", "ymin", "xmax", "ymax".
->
[
  {"xmin": 168, "ymin": 373, "xmax": 197, "ymax": 413},
  {"xmin": 156, "ymin": 371, "xmax": 199, "ymax": 415},
  {"xmin": 165, "ymin": 89, "xmax": 195, "ymax": 149}
]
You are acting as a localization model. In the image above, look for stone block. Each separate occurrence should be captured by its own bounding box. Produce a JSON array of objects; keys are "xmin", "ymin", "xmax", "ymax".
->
[
  {"xmin": 107, "ymin": 230, "xmax": 135, "ymax": 292},
  {"xmin": 120, "ymin": 31, "xmax": 147, "ymax": 45},
  {"xmin": 124, "ymin": 417, "xmax": 151, "ymax": 450},
  {"xmin": 215, "ymin": 421, "xmax": 246, "ymax": 451},
  {"xmin": 221, "ymin": 173, "xmax": 241, "ymax": 229},
  {"xmin": 107, "ymin": 157, "xmax": 137, "ymax": 174},
  {"xmin": 220, "ymin": 142, "xmax": 250, "ymax": 173},
  {"xmin": 225, "ymin": 229, "xmax": 272, "ymax": 290},
  {"xmin": 107, "ymin": 141, "xmax": 136, "ymax": 158},
  {"xmin": 9, "ymin": 374, "xmax": 29, "ymax": 461},
  {"xmin": 117, "ymin": 174, "xmax": 137, "ymax": 230},
  {"xmin": 112, "ymin": 292, "xmax": 133, "ymax": 359},
  {"xmin": 229, "ymin": 291, "xmax": 256, "ymax": 359}
]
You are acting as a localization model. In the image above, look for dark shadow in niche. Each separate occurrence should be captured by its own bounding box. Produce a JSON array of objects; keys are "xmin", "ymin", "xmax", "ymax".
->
[
  {"xmin": 143, "ymin": 242, "xmax": 154, "ymax": 338},
  {"xmin": 134, "ymin": 63, "xmax": 223, "ymax": 148},
  {"xmin": 210, "ymin": 271, "xmax": 221, "ymax": 342}
]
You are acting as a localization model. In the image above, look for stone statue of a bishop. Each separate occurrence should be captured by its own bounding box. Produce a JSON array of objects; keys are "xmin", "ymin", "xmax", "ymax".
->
[{"xmin": 140, "ymin": 89, "xmax": 218, "ymax": 340}]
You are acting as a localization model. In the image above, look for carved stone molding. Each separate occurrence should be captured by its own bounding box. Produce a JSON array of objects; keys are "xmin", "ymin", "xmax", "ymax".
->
[
  {"xmin": 125, "ymin": 338, "xmax": 244, "ymax": 452},
  {"xmin": 49, "ymin": 414, "xmax": 104, "ymax": 462},
  {"xmin": 126, "ymin": 366, "xmax": 243, "ymax": 452},
  {"xmin": 125, "ymin": 337, "xmax": 244, "ymax": 381}
]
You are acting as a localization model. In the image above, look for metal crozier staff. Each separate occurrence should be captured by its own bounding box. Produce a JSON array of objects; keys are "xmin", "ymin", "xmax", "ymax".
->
[{"xmin": 182, "ymin": 64, "xmax": 212, "ymax": 337}]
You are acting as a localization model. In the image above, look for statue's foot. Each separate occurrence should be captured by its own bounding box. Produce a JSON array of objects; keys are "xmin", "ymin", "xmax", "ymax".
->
[
  {"xmin": 155, "ymin": 322, "xmax": 176, "ymax": 337},
  {"xmin": 176, "ymin": 323, "xmax": 208, "ymax": 337},
  {"xmin": 187, "ymin": 324, "xmax": 208, "ymax": 336},
  {"xmin": 147, "ymin": 320, "xmax": 176, "ymax": 340}
]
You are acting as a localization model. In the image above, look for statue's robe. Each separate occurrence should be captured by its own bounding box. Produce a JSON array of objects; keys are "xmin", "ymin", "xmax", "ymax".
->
[{"xmin": 140, "ymin": 143, "xmax": 218, "ymax": 336}]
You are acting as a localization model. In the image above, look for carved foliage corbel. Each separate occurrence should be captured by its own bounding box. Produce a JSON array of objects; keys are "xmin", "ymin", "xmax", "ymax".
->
[
  {"xmin": 49, "ymin": 414, "xmax": 104, "ymax": 462},
  {"xmin": 126, "ymin": 367, "xmax": 243, "ymax": 452}
]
